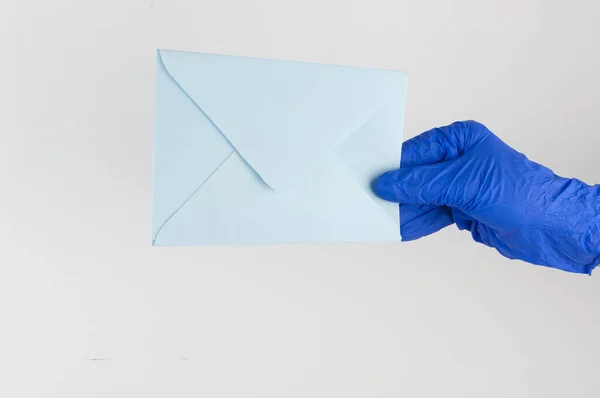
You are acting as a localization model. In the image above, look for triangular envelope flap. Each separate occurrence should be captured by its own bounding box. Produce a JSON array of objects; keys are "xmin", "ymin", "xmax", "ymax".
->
[
  {"xmin": 159, "ymin": 50, "xmax": 405, "ymax": 192},
  {"xmin": 153, "ymin": 52, "xmax": 235, "ymax": 242}
]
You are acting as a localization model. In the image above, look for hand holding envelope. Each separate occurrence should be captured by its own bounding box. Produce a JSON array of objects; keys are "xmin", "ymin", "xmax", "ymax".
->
[{"xmin": 152, "ymin": 49, "xmax": 407, "ymax": 246}]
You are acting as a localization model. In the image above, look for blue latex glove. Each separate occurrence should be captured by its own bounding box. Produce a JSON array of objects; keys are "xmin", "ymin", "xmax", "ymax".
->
[{"xmin": 374, "ymin": 121, "xmax": 600, "ymax": 274}]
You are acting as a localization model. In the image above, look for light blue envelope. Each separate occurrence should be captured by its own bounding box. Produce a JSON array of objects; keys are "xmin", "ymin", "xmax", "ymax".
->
[{"xmin": 152, "ymin": 49, "xmax": 407, "ymax": 246}]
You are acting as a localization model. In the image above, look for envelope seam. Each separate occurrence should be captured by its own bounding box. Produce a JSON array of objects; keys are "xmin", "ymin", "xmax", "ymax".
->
[
  {"xmin": 153, "ymin": 151, "xmax": 235, "ymax": 245},
  {"xmin": 333, "ymin": 105, "xmax": 402, "ymax": 229},
  {"xmin": 157, "ymin": 50, "xmax": 272, "ymax": 188}
]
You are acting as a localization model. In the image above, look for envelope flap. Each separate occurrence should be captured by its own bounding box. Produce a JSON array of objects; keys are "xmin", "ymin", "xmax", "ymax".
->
[{"xmin": 159, "ymin": 50, "xmax": 406, "ymax": 192}]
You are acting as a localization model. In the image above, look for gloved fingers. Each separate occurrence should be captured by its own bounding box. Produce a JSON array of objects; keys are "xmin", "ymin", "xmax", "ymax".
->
[
  {"xmin": 400, "ymin": 204, "xmax": 454, "ymax": 241},
  {"xmin": 451, "ymin": 208, "xmax": 475, "ymax": 231},
  {"xmin": 450, "ymin": 208, "xmax": 493, "ymax": 247},
  {"xmin": 401, "ymin": 120, "xmax": 492, "ymax": 168},
  {"xmin": 374, "ymin": 160, "xmax": 469, "ymax": 208}
]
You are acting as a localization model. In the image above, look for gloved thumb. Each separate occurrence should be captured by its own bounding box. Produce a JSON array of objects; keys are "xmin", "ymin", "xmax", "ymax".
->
[{"xmin": 373, "ymin": 159, "xmax": 470, "ymax": 208}]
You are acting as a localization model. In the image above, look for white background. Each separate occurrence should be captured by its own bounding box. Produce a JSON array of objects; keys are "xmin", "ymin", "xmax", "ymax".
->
[{"xmin": 2, "ymin": 0, "xmax": 600, "ymax": 397}]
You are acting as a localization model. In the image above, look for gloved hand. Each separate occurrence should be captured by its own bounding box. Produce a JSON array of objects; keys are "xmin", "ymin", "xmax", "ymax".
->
[{"xmin": 374, "ymin": 121, "xmax": 600, "ymax": 274}]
